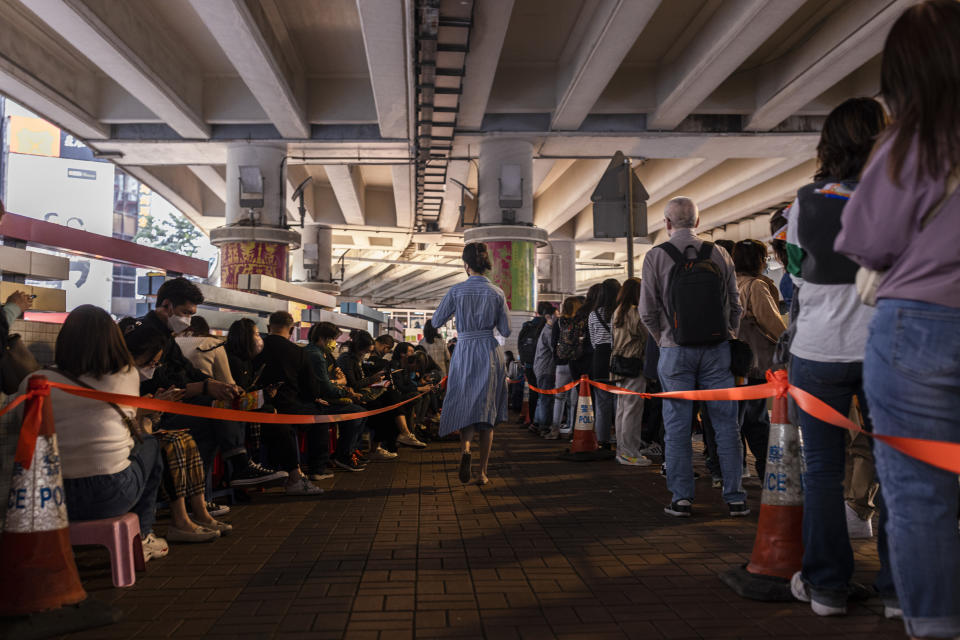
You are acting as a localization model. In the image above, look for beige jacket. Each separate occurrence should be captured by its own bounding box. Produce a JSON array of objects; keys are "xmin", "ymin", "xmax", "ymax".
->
[{"xmin": 736, "ymin": 274, "xmax": 786, "ymax": 342}]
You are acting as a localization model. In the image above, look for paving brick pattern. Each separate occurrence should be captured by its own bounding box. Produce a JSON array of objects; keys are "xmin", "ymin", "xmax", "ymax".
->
[{"xmin": 60, "ymin": 421, "xmax": 904, "ymax": 640}]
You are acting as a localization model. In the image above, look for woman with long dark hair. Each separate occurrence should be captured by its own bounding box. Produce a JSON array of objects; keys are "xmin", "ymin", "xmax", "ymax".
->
[
  {"xmin": 733, "ymin": 240, "xmax": 785, "ymax": 480},
  {"xmin": 837, "ymin": 2, "xmax": 960, "ymax": 635},
  {"xmin": 610, "ymin": 278, "xmax": 649, "ymax": 465},
  {"xmin": 432, "ymin": 242, "xmax": 510, "ymax": 485},
  {"xmin": 783, "ymin": 96, "xmax": 894, "ymax": 616},
  {"xmin": 588, "ymin": 278, "xmax": 621, "ymax": 448}
]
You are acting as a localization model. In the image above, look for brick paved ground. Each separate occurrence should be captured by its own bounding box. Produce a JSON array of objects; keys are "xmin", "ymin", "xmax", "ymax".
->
[{"xmin": 60, "ymin": 420, "xmax": 905, "ymax": 640}]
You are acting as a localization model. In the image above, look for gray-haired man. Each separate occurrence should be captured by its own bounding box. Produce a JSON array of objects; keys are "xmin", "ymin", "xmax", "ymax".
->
[{"xmin": 639, "ymin": 197, "xmax": 746, "ymax": 517}]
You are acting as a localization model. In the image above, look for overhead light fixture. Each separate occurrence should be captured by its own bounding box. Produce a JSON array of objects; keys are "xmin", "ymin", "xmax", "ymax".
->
[{"xmin": 92, "ymin": 150, "xmax": 124, "ymax": 159}]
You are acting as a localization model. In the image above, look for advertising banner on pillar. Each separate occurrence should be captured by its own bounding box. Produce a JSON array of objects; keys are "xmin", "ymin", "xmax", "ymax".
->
[
  {"xmin": 487, "ymin": 240, "xmax": 536, "ymax": 312},
  {"xmin": 4, "ymin": 152, "xmax": 115, "ymax": 312},
  {"xmin": 221, "ymin": 242, "xmax": 288, "ymax": 289}
]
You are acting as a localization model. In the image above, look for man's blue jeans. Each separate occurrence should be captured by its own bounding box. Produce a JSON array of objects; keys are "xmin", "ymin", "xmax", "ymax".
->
[
  {"xmin": 658, "ymin": 343, "xmax": 745, "ymax": 504},
  {"xmin": 865, "ymin": 299, "xmax": 960, "ymax": 638},
  {"xmin": 534, "ymin": 373, "xmax": 555, "ymax": 426},
  {"xmin": 790, "ymin": 355, "xmax": 894, "ymax": 608}
]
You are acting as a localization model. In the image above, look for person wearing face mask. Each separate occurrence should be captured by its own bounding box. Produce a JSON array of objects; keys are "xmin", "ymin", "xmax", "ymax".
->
[
  {"xmin": 253, "ymin": 311, "xmax": 332, "ymax": 489},
  {"xmin": 136, "ymin": 277, "xmax": 286, "ymax": 489},
  {"xmin": 224, "ymin": 317, "xmax": 323, "ymax": 494},
  {"xmin": 304, "ymin": 322, "xmax": 369, "ymax": 471},
  {"xmin": 123, "ymin": 326, "xmax": 231, "ymax": 543},
  {"xmin": 17, "ymin": 306, "xmax": 169, "ymax": 561}
]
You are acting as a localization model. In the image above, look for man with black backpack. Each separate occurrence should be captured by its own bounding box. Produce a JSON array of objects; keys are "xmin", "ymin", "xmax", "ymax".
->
[
  {"xmin": 639, "ymin": 197, "xmax": 747, "ymax": 518},
  {"xmin": 517, "ymin": 302, "xmax": 554, "ymax": 428}
]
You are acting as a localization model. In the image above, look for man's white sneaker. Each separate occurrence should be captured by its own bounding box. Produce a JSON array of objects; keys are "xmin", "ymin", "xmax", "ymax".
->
[
  {"xmin": 790, "ymin": 571, "xmax": 847, "ymax": 616},
  {"xmin": 845, "ymin": 503, "xmax": 874, "ymax": 539}
]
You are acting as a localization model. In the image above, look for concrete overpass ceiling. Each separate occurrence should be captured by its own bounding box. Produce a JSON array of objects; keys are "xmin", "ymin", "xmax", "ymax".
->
[{"xmin": 0, "ymin": 0, "xmax": 918, "ymax": 307}]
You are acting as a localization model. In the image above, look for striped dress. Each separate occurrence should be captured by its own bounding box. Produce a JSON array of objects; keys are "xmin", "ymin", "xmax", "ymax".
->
[{"xmin": 433, "ymin": 275, "xmax": 511, "ymax": 436}]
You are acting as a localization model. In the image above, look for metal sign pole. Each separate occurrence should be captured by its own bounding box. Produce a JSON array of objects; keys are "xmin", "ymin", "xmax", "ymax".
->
[{"xmin": 625, "ymin": 157, "xmax": 634, "ymax": 278}]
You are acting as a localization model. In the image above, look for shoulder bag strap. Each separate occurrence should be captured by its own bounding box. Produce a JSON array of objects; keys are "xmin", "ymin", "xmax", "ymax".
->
[
  {"xmin": 55, "ymin": 367, "xmax": 144, "ymax": 443},
  {"xmin": 657, "ymin": 242, "xmax": 685, "ymax": 265},
  {"xmin": 697, "ymin": 241, "xmax": 715, "ymax": 261}
]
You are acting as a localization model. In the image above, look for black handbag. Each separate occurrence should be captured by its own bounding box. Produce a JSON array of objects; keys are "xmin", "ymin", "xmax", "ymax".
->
[
  {"xmin": 729, "ymin": 339, "xmax": 753, "ymax": 378},
  {"xmin": 609, "ymin": 355, "xmax": 643, "ymax": 378}
]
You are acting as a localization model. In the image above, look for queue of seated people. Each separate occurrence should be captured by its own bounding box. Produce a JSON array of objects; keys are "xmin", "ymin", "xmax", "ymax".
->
[{"xmin": 14, "ymin": 277, "xmax": 445, "ymax": 562}]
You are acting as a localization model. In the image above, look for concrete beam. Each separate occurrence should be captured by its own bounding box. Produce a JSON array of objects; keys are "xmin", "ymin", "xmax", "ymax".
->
[
  {"xmin": 641, "ymin": 158, "xmax": 726, "ymax": 203},
  {"xmin": 392, "ymin": 164, "xmax": 414, "ymax": 229},
  {"xmin": 646, "ymin": 156, "xmax": 814, "ymax": 233},
  {"xmin": 325, "ymin": 165, "xmax": 366, "ymax": 226},
  {"xmin": 698, "ymin": 160, "xmax": 816, "ymax": 230},
  {"xmin": 533, "ymin": 159, "xmax": 608, "ymax": 234},
  {"xmin": 122, "ymin": 165, "xmax": 206, "ymax": 232},
  {"xmin": 745, "ymin": 0, "xmax": 914, "ymax": 131},
  {"xmin": 551, "ymin": 0, "xmax": 660, "ymax": 130},
  {"xmin": 20, "ymin": 0, "xmax": 209, "ymax": 139},
  {"xmin": 187, "ymin": 165, "xmax": 227, "ymax": 203},
  {"xmin": 649, "ymin": 1, "xmax": 803, "ymax": 130},
  {"xmin": 341, "ymin": 262, "xmax": 394, "ymax": 291},
  {"xmin": 458, "ymin": 0, "xmax": 515, "ymax": 129},
  {"xmin": 187, "ymin": 0, "xmax": 309, "ymax": 139},
  {"xmin": 0, "ymin": 2, "xmax": 107, "ymax": 139},
  {"xmin": 356, "ymin": 0, "xmax": 411, "ymax": 139}
]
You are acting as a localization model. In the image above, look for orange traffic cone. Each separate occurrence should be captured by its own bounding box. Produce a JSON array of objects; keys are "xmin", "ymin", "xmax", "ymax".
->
[
  {"xmin": 560, "ymin": 377, "xmax": 613, "ymax": 461},
  {"xmin": 571, "ymin": 376, "xmax": 598, "ymax": 453},
  {"xmin": 721, "ymin": 393, "xmax": 804, "ymax": 601},
  {"xmin": 0, "ymin": 375, "xmax": 117, "ymax": 636}
]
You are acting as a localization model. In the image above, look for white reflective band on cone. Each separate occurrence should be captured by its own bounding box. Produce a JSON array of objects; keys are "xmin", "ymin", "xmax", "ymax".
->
[
  {"xmin": 5, "ymin": 435, "xmax": 69, "ymax": 533},
  {"xmin": 574, "ymin": 399, "xmax": 594, "ymax": 431},
  {"xmin": 759, "ymin": 422, "xmax": 804, "ymax": 507}
]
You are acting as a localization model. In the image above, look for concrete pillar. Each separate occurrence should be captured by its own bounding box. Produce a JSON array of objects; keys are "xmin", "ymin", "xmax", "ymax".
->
[
  {"xmin": 300, "ymin": 224, "xmax": 340, "ymax": 294},
  {"xmin": 543, "ymin": 238, "xmax": 576, "ymax": 297},
  {"xmin": 465, "ymin": 139, "xmax": 547, "ymax": 350},
  {"xmin": 477, "ymin": 139, "xmax": 534, "ymax": 225},
  {"xmin": 210, "ymin": 142, "xmax": 301, "ymax": 288}
]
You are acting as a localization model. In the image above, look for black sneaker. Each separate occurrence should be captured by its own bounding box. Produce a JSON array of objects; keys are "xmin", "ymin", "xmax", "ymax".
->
[
  {"xmin": 230, "ymin": 460, "xmax": 289, "ymax": 487},
  {"xmin": 729, "ymin": 502, "xmax": 750, "ymax": 517},
  {"xmin": 334, "ymin": 457, "xmax": 365, "ymax": 472},
  {"xmin": 664, "ymin": 499, "xmax": 692, "ymax": 517}
]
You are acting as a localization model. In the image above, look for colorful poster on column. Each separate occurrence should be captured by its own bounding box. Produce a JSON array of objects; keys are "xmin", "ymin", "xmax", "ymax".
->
[
  {"xmin": 487, "ymin": 240, "xmax": 536, "ymax": 312},
  {"xmin": 221, "ymin": 242, "xmax": 288, "ymax": 289}
]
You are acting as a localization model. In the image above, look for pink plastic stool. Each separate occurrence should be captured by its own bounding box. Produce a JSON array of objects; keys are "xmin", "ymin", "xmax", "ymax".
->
[{"xmin": 69, "ymin": 513, "xmax": 146, "ymax": 587}]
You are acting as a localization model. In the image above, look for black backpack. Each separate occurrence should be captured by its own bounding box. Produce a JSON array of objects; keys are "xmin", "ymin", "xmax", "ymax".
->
[
  {"xmin": 658, "ymin": 241, "xmax": 727, "ymax": 346},
  {"xmin": 517, "ymin": 316, "xmax": 545, "ymax": 365}
]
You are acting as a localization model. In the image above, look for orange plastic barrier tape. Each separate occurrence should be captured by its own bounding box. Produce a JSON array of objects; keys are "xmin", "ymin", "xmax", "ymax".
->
[
  {"xmin": 527, "ymin": 379, "xmax": 580, "ymax": 395},
  {"xmin": 587, "ymin": 369, "xmax": 960, "ymax": 475},
  {"xmin": 0, "ymin": 380, "xmax": 433, "ymax": 427}
]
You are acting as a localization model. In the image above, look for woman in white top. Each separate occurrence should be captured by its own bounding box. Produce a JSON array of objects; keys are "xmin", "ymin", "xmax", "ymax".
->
[
  {"xmin": 18, "ymin": 305, "xmax": 169, "ymax": 560},
  {"xmin": 174, "ymin": 315, "xmax": 236, "ymax": 385}
]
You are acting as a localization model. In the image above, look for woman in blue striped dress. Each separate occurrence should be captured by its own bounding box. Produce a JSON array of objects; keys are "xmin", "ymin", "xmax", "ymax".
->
[{"xmin": 432, "ymin": 243, "xmax": 511, "ymax": 485}]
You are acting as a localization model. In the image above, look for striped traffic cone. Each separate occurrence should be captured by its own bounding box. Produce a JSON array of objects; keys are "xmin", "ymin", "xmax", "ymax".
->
[
  {"xmin": 560, "ymin": 377, "xmax": 613, "ymax": 461},
  {"xmin": 720, "ymin": 393, "xmax": 804, "ymax": 601},
  {"xmin": 0, "ymin": 375, "xmax": 117, "ymax": 636}
]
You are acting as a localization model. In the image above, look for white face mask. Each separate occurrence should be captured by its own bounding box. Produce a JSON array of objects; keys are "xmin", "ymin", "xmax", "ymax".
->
[
  {"xmin": 253, "ymin": 334, "xmax": 264, "ymax": 355},
  {"xmin": 167, "ymin": 313, "xmax": 191, "ymax": 334},
  {"xmin": 138, "ymin": 365, "xmax": 157, "ymax": 381}
]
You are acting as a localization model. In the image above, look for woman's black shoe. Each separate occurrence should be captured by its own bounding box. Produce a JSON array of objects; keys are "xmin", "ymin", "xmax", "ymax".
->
[{"xmin": 458, "ymin": 452, "xmax": 472, "ymax": 483}]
